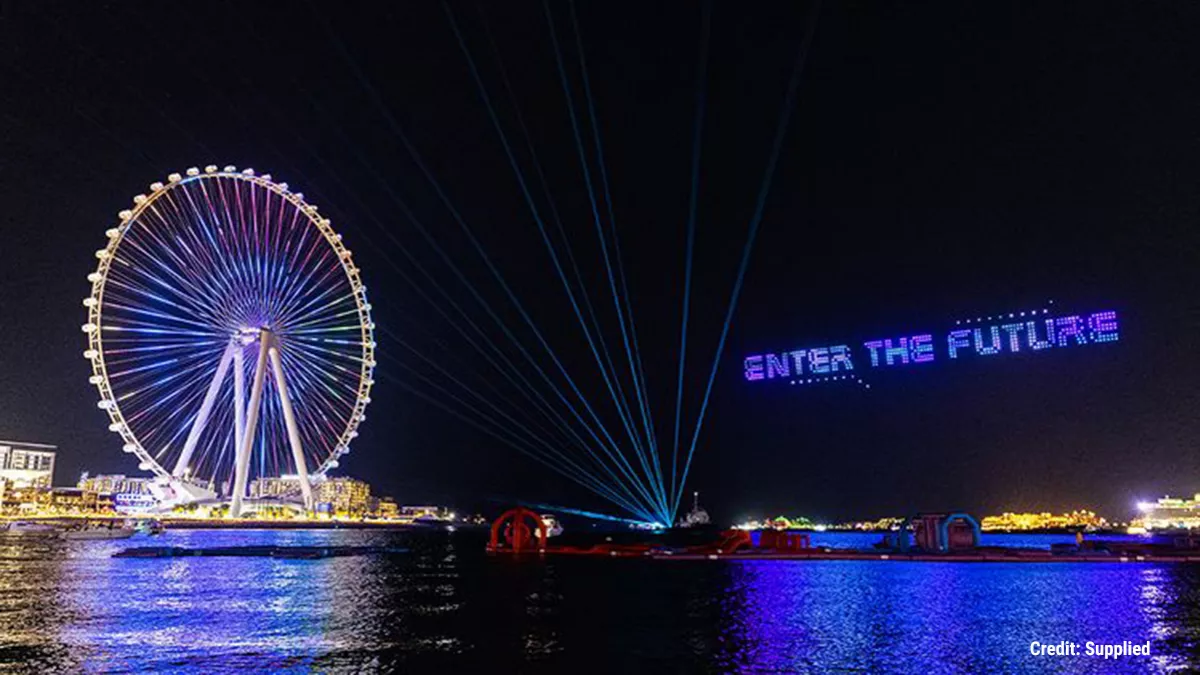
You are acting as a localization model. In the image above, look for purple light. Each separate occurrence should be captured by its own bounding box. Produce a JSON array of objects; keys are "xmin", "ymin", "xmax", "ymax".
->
[
  {"xmin": 1088, "ymin": 311, "xmax": 1119, "ymax": 342},
  {"xmin": 911, "ymin": 334, "xmax": 934, "ymax": 363},
  {"xmin": 1054, "ymin": 315, "xmax": 1087, "ymax": 346},
  {"xmin": 999, "ymin": 323, "xmax": 1025, "ymax": 352},
  {"xmin": 948, "ymin": 329, "xmax": 972, "ymax": 359},
  {"xmin": 1026, "ymin": 320, "xmax": 1054, "ymax": 350},
  {"xmin": 765, "ymin": 353, "xmax": 790, "ymax": 379},
  {"xmin": 808, "ymin": 347, "xmax": 831, "ymax": 373},
  {"xmin": 973, "ymin": 327, "xmax": 1003, "ymax": 355},
  {"xmin": 882, "ymin": 338, "xmax": 909, "ymax": 366},
  {"xmin": 744, "ymin": 355, "xmax": 764, "ymax": 381}
]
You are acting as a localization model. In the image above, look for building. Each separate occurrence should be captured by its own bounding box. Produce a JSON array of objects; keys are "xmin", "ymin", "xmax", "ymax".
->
[
  {"xmin": 0, "ymin": 485, "xmax": 43, "ymax": 514},
  {"xmin": 1138, "ymin": 495, "xmax": 1200, "ymax": 530},
  {"xmin": 245, "ymin": 475, "xmax": 374, "ymax": 517},
  {"xmin": 316, "ymin": 477, "xmax": 370, "ymax": 517},
  {"xmin": 249, "ymin": 475, "xmax": 307, "ymax": 501},
  {"xmin": 37, "ymin": 488, "xmax": 99, "ymax": 514},
  {"xmin": 78, "ymin": 472, "xmax": 150, "ymax": 496},
  {"xmin": 0, "ymin": 440, "xmax": 56, "ymax": 488},
  {"xmin": 375, "ymin": 497, "xmax": 399, "ymax": 519},
  {"xmin": 400, "ymin": 505, "xmax": 449, "ymax": 519},
  {"xmin": 981, "ymin": 510, "xmax": 1107, "ymax": 531}
]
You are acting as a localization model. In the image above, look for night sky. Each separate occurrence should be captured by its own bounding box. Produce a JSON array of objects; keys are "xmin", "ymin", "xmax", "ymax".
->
[{"xmin": 1, "ymin": 1, "xmax": 1197, "ymax": 523}]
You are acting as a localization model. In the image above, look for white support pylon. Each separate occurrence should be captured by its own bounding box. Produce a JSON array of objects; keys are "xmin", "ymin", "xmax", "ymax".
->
[
  {"xmin": 229, "ymin": 330, "xmax": 270, "ymax": 518},
  {"xmin": 232, "ymin": 343, "xmax": 245, "ymax": 494},
  {"xmin": 172, "ymin": 339, "xmax": 237, "ymax": 478},
  {"xmin": 269, "ymin": 343, "xmax": 315, "ymax": 511}
]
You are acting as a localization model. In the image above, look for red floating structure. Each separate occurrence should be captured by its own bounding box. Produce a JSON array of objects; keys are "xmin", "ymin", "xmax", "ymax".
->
[{"xmin": 488, "ymin": 507, "xmax": 548, "ymax": 554}]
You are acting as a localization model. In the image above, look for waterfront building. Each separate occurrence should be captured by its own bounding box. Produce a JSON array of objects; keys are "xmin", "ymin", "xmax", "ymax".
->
[
  {"xmin": 980, "ymin": 510, "xmax": 1107, "ymax": 531},
  {"xmin": 37, "ymin": 488, "xmax": 99, "ymax": 514},
  {"xmin": 77, "ymin": 472, "xmax": 150, "ymax": 496},
  {"xmin": 835, "ymin": 517, "xmax": 905, "ymax": 531},
  {"xmin": 0, "ymin": 440, "xmax": 56, "ymax": 488},
  {"xmin": 316, "ymin": 477, "xmax": 371, "ymax": 517},
  {"xmin": 1138, "ymin": 495, "xmax": 1200, "ymax": 530},
  {"xmin": 372, "ymin": 497, "xmax": 399, "ymax": 519},
  {"xmin": 0, "ymin": 485, "xmax": 43, "ymax": 513},
  {"xmin": 767, "ymin": 516, "xmax": 814, "ymax": 530},
  {"xmin": 249, "ymin": 475, "xmax": 307, "ymax": 501},
  {"xmin": 400, "ymin": 505, "xmax": 451, "ymax": 520}
]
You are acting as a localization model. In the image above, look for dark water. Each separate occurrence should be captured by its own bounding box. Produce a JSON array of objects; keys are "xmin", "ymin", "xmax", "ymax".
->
[{"xmin": 0, "ymin": 528, "xmax": 1197, "ymax": 673}]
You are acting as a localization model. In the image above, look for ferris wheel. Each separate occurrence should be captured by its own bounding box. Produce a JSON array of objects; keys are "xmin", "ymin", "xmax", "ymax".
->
[{"xmin": 82, "ymin": 166, "xmax": 375, "ymax": 515}]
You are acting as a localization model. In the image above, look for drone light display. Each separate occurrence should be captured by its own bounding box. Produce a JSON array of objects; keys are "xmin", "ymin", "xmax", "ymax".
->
[{"xmin": 745, "ymin": 308, "xmax": 1120, "ymax": 386}]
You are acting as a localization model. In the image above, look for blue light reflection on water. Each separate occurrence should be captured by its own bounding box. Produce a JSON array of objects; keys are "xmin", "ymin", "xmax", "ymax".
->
[
  {"xmin": 0, "ymin": 529, "xmax": 1195, "ymax": 672},
  {"xmin": 723, "ymin": 560, "xmax": 1199, "ymax": 673}
]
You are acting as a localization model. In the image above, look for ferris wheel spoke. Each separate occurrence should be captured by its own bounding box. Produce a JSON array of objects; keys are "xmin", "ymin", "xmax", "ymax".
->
[
  {"xmin": 277, "ymin": 354, "xmax": 357, "ymax": 458},
  {"xmin": 128, "ymin": 208, "xmax": 232, "ymax": 304},
  {"xmin": 275, "ymin": 250, "xmax": 342, "ymax": 316},
  {"xmin": 284, "ymin": 303, "xmax": 363, "ymax": 331},
  {"xmin": 184, "ymin": 186, "xmax": 250, "ymax": 306},
  {"xmin": 106, "ymin": 271, "xmax": 226, "ymax": 329},
  {"xmin": 118, "ymin": 364, "xmax": 214, "ymax": 413},
  {"xmin": 101, "ymin": 301, "xmax": 220, "ymax": 332},
  {"xmin": 102, "ymin": 341, "xmax": 223, "ymax": 358},
  {"xmin": 273, "ymin": 267, "xmax": 348, "ymax": 328},
  {"xmin": 104, "ymin": 272, "xmax": 218, "ymax": 321},
  {"xmin": 278, "ymin": 353, "xmax": 358, "ymax": 423},
  {"xmin": 281, "ymin": 347, "xmax": 364, "ymax": 403}
]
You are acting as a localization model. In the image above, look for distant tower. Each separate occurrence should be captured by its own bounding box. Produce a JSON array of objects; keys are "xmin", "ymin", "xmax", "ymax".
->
[{"xmin": 679, "ymin": 490, "xmax": 711, "ymax": 528}]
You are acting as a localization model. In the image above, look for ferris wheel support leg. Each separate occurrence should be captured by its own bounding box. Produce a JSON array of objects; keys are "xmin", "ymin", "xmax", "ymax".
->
[
  {"xmin": 233, "ymin": 345, "xmax": 246, "ymax": 493},
  {"xmin": 269, "ymin": 343, "xmax": 315, "ymax": 512},
  {"xmin": 230, "ymin": 332, "xmax": 270, "ymax": 518},
  {"xmin": 171, "ymin": 340, "xmax": 237, "ymax": 479}
]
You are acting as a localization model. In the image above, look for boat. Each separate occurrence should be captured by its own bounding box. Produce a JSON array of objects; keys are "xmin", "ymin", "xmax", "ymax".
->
[
  {"xmin": 2, "ymin": 521, "xmax": 60, "ymax": 536},
  {"xmin": 61, "ymin": 520, "xmax": 136, "ymax": 540},
  {"xmin": 540, "ymin": 515, "xmax": 564, "ymax": 537},
  {"xmin": 131, "ymin": 519, "xmax": 166, "ymax": 536}
]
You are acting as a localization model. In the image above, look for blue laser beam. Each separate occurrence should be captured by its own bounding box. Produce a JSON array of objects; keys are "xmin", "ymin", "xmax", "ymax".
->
[
  {"xmin": 674, "ymin": 0, "xmax": 824, "ymax": 517},
  {"xmin": 670, "ymin": 0, "xmax": 712, "ymax": 515}
]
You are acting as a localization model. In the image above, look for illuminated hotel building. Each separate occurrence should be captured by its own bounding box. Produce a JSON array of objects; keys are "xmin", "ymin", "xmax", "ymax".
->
[
  {"xmin": 316, "ymin": 477, "xmax": 371, "ymax": 516},
  {"xmin": 249, "ymin": 476, "xmax": 372, "ymax": 516},
  {"xmin": 1138, "ymin": 495, "xmax": 1200, "ymax": 530},
  {"xmin": 0, "ymin": 440, "xmax": 56, "ymax": 488}
]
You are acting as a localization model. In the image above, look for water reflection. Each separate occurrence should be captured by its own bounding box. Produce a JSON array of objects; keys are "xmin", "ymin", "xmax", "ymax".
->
[
  {"xmin": 725, "ymin": 559, "xmax": 1200, "ymax": 673},
  {"xmin": 0, "ymin": 531, "xmax": 1191, "ymax": 672}
]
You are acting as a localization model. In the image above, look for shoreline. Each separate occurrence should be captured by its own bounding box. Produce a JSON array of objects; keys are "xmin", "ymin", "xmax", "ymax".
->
[{"xmin": 0, "ymin": 515, "xmax": 474, "ymax": 530}]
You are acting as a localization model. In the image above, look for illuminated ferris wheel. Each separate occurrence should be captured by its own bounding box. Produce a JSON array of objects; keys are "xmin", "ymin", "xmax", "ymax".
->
[{"xmin": 82, "ymin": 166, "xmax": 375, "ymax": 515}]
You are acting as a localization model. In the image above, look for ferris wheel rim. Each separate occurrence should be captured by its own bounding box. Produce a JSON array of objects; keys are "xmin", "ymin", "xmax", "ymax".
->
[{"xmin": 82, "ymin": 165, "xmax": 376, "ymax": 482}]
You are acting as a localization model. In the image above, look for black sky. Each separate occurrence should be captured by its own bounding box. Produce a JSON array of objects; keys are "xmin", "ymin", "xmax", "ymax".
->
[{"xmin": 1, "ymin": 1, "xmax": 1197, "ymax": 522}]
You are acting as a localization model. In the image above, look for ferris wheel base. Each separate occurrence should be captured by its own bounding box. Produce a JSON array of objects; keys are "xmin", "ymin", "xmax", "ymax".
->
[
  {"xmin": 144, "ymin": 478, "xmax": 310, "ymax": 517},
  {"xmin": 146, "ymin": 478, "xmax": 218, "ymax": 511}
]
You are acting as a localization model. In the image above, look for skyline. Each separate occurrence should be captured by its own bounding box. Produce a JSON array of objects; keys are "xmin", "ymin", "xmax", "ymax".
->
[{"xmin": 1, "ymin": 1, "xmax": 1197, "ymax": 521}]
